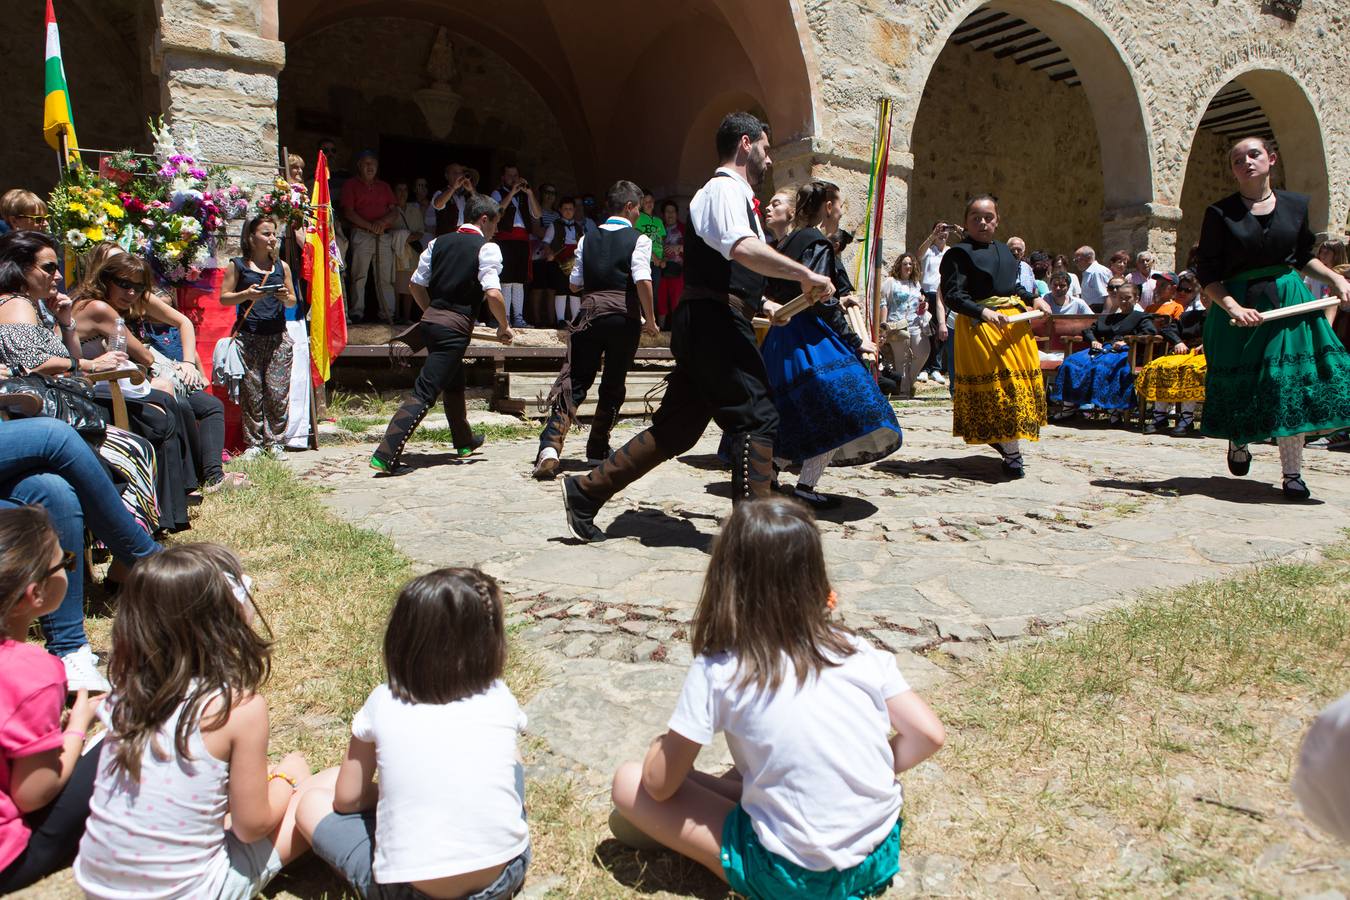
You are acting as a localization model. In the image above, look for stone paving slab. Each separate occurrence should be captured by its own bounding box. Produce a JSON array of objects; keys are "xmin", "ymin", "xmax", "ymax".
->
[{"xmin": 290, "ymin": 401, "xmax": 1350, "ymax": 784}]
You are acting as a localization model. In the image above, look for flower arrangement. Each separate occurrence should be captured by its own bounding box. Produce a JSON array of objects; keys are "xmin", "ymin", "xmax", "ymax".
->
[
  {"xmin": 47, "ymin": 166, "xmax": 127, "ymax": 252},
  {"xmin": 253, "ymin": 178, "xmax": 311, "ymax": 230}
]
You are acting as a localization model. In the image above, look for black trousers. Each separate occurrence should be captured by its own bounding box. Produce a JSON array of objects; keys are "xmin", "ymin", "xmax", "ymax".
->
[
  {"xmin": 184, "ymin": 389, "xmax": 226, "ymax": 484},
  {"xmin": 374, "ymin": 320, "xmax": 474, "ymax": 463},
  {"xmin": 0, "ymin": 743, "xmax": 102, "ymax": 892},
  {"xmin": 95, "ymin": 386, "xmax": 194, "ymax": 532},
  {"xmin": 650, "ymin": 298, "xmax": 779, "ymax": 456},
  {"xmin": 567, "ymin": 314, "xmax": 641, "ymax": 414}
]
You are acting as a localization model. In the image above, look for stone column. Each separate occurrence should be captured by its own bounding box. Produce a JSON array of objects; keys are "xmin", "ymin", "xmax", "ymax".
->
[
  {"xmin": 1102, "ymin": 204, "xmax": 1184, "ymax": 269},
  {"xmin": 152, "ymin": 0, "xmax": 285, "ymax": 186}
]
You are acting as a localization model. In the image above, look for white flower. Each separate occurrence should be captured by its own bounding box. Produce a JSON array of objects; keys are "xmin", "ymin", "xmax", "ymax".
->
[{"xmin": 66, "ymin": 229, "xmax": 87, "ymax": 248}]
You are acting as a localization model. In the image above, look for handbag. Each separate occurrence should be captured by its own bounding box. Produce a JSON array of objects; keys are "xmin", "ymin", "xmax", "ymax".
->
[
  {"xmin": 212, "ymin": 263, "xmax": 270, "ymax": 402},
  {"xmin": 0, "ymin": 374, "xmax": 108, "ymax": 436}
]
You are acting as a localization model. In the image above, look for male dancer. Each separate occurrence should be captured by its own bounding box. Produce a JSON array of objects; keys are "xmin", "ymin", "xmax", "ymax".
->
[
  {"xmin": 370, "ymin": 194, "xmax": 514, "ymax": 474},
  {"xmin": 533, "ymin": 181, "xmax": 659, "ymax": 480},
  {"xmin": 491, "ymin": 165, "xmax": 543, "ymax": 328},
  {"xmin": 560, "ymin": 112, "xmax": 833, "ymax": 541}
]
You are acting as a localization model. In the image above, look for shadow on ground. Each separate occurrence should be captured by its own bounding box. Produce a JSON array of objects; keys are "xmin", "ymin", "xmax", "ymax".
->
[
  {"xmin": 1090, "ymin": 475, "xmax": 1323, "ymax": 505},
  {"xmin": 875, "ymin": 454, "xmax": 1009, "ymax": 484},
  {"xmin": 606, "ymin": 509, "xmax": 714, "ymax": 551},
  {"xmin": 594, "ymin": 839, "xmax": 731, "ymax": 899}
]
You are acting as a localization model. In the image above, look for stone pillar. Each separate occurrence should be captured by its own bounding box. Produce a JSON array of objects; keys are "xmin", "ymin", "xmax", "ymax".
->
[
  {"xmin": 1101, "ymin": 204, "xmax": 1184, "ymax": 270},
  {"xmin": 152, "ymin": 0, "xmax": 285, "ymax": 187}
]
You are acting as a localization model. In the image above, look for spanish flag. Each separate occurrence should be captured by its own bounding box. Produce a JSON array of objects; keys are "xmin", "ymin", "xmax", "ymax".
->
[
  {"xmin": 43, "ymin": 0, "xmax": 79, "ymax": 156},
  {"xmin": 305, "ymin": 151, "xmax": 347, "ymax": 383}
]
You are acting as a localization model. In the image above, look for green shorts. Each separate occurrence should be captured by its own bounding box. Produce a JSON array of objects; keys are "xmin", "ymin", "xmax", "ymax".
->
[{"xmin": 719, "ymin": 804, "xmax": 901, "ymax": 900}]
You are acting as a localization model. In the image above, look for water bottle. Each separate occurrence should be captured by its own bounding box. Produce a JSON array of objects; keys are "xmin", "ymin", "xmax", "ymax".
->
[{"xmin": 110, "ymin": 317, "xmax": 128, "ymax": 355}]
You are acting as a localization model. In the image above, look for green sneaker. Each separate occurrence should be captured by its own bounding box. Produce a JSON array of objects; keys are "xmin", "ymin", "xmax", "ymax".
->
[
  {"xmin": 456, "ymin": 432, "xmax": 486, "ymax": 457},
  {"xmin": 369, "ymin": 455, "xmax": 393, "ymax": 474}
]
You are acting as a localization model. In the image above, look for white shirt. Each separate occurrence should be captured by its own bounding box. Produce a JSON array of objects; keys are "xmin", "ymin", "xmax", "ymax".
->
[
  {"xmin": 669, "ymin": 635, "xmax": 909, "ymax": 872},
  {"xmin": 1080, "ymin": 261, "xmax": 1113, "ymax": 308},
  {"xmin": 432, "ymin": 190, "xmax": 466, "ymax": 230},
  {"xmin": 1129, "ymin": 270, "xmax": 1158, "ymax": 306},
  {"xmin": 354, "ymin": 681, "xmax": 529, "ymax": 884},
  {"xmin": 569, "ymin": 217, "xmax": 653, "ymax": 291},
  {"xmin": 1016, "ymin": 259, "xmax": 1036, "ymax": 294},
  {"xmin": 688, "ymin": 166, "xmax": 763, "ymax": 260},
  {"xmin": 410, "ymin": 224, "xmax": 503, "ymax": 293},
  {"xmin": 920, "ymin": 244, "xmax": 946, "ymax": 292},
  {"xmin": 1042, "ymin": 293, "xmax": 1093, "ymax": 315},
  {"xmin": 1293, "ymin": 690, "xmax": 1350, "ymax": 843}
]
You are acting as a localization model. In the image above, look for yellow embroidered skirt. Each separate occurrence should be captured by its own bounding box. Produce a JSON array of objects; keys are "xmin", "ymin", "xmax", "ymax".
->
[
  {"xmin": 952, "ymin": 303, "xmax": 1047, "ymax": 444},
  {"xmin": 1135, "ymin": 351, "xmax": 1207, "ymax": 404}
]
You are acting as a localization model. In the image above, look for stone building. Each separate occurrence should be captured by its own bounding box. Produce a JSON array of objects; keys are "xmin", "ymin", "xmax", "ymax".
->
[{"xmin": 4, "ymin": 0, "xmax": 1347, "ymax": 268}]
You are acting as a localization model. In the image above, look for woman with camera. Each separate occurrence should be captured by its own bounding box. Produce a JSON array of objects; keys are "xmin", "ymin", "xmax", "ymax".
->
[{"xmin": 220, "ymin": 216, "xmax": 298, "ymax": 459}]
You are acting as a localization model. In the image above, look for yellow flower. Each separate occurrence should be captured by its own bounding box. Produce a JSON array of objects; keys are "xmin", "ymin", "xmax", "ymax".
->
[
  {"xmin": 68, "ymin": 201, "xmax": 88, "ymax": 215},
  {"xmin": 83, "ymin": 226, "xmax": 105, "ymax": 242},
  {"xmin": 90, "ymin": 188, "xmax": 104, "ymax": 198},
  {"xmin": 103, "ymin": 202, "xmax": 125, "ymax": 219}
]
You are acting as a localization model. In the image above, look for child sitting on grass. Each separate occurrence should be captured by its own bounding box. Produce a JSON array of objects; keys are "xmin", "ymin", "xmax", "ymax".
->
[
  {"xmin": 296, "ymin": 568, "xmax": 531, "ymax": 899},
  {"xmin": 0, "ymin": 507, "xmax": 103, "ymax": 892},
  {"xmin": 610, "ymin": 496, "xmax": 945, "ymax": 899},
  {"xmin": 75, "ymin": 544, "xmax": 317, "ymax": 899}
]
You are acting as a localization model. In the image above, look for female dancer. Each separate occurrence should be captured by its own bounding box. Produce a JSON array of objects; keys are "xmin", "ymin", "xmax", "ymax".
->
[
  {"xmin": 761, "ymin": 181, "xmax": 901, "ymax": 506},
  {"xmin": 1195, "ymin": 136, "xmax": 1350, "ymax": 499},
  {"xmin": 940, "ymin": 195, "xmax": 1051, "ymax": 478}
]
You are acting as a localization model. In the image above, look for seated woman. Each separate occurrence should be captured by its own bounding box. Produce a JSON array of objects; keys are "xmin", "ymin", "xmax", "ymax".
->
[
  {"xmin": 0, "ymin": 231, "xmax": 160, "ymax": 535},
  {"xmin": 71, "ymin": 251, "xmax": 236, "ymax": 492},
  {"xmin": 1138, "ymin": 303, "xmax": 1207, "ymax": 436},
  {"xmin": 1050, "ymin": 282, "xmax": 1158, "ymax": 422}
]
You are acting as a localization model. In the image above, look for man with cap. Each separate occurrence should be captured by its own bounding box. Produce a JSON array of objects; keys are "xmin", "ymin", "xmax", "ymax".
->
[{"xmin": 341, "ymin": 150, "xmax": 399, "ymax": 324}]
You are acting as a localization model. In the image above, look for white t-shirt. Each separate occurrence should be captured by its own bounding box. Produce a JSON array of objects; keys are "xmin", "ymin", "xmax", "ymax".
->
[
  {"xmin": 1042, "ymin": 293, "xmax": 1093, "ymax": 315},
  {"xmin": 354, "ymin": 681, "xmax": 529, "ymax": 884},
  {"xmin": 920, "ymin": 245, "xmax": 946, "ymax": 292},
  {"xmin": 669, "ymin": 634, "xmax": 909, "ymax": 872},
  {"xmin": 1129, "ymin": 270, "xmax": 1158, "ymax": 307}
]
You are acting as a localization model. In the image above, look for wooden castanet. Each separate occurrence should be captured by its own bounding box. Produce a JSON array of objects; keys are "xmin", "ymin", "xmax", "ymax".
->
[
  {"xmin": 471, "ymin": 327, "xmax": 512, "ymax": 344},
  {"xmin": 1004, "ymin": 309, "xmax": 1047, "ymax": 324}
]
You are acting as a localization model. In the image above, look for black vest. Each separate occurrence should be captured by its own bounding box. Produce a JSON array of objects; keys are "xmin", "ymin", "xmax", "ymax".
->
[
  {"xmin": 683, "ymin": 172, "xmax": 765, "ymax": 307},
  {"xmin": 763, "ymin": 227, "xmax": 828, "ymax": 302},
  {"xmin": 549, "ymin": 219, "xmax": 581, "ymax": 253},
  {"xmin": 427, "ymin": 231, "xmax": 488, "ymax": 316}
]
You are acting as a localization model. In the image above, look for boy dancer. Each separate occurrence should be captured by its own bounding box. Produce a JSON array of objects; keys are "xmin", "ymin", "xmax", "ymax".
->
[
  {"xmin": 370, "ymin": 194, "xmax": 514, "ymax": 474},
  {"xmin": 544, "ymin": 197, "xmax": 584, "ymax": 326},
  {"xmin": 559, "ymin": 113, "xmax": 833, "ymax": 541},
  {"xmin": 533, "ymin": 182, "xmax": 659, "ymax": 480}
]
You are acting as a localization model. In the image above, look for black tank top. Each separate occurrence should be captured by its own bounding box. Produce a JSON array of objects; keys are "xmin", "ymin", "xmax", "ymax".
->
[{"xmin": 233, "ymin": 258, "xmax": 287, "ymax": 335}]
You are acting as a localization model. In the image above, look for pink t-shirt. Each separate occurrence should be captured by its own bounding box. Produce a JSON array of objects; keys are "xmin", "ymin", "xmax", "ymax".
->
[{"xmin": 0, "ymin": 639, "xmax": 67, "ymax": 870}]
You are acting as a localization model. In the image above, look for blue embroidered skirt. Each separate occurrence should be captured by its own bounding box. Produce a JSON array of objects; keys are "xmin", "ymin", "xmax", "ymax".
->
[
  {"xmin": 1050, "ymin": 347, "xmax": 1135, "ymax": 410},
  {"xmin": 761, "ymin": 314, "xmax": 902, "ymax": 465}
]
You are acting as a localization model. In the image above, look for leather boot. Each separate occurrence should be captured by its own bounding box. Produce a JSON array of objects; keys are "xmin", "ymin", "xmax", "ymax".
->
[
  {"xmin": 729, "ymin": 434, "xmax": 775, "ymax": 503},
  {"xmin": 585, "ymin": 404, "xmax": 620, "ymax": 464},
  {"xmin": 371, "ymin": 398, "xmax": 431, "ymax": 473},
  {"xmin": 442, "ymin": 389, "xmax": 483, "ymax": 456},
  {"xmin": 533, "ymin": 406, "xmax": 571, "ymax": 480},
  {"xmin": 563, "ymin": 429, "xmax": 670, "ymax": 542}
]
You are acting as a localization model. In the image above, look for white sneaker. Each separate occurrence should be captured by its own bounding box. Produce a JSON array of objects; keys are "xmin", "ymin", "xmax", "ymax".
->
[
  {"xmin": 916, "ymin": 371, "xmax": 930, "ymax": 383},
  {"xmin": 61, "ymin": 644, "xmax": 111, "ymax": 693},
  {"xmin": 241, "ymin": 447, "xmax": 266, "ymax": 461},
  {"xmin": 931, "ymin": 371, "xmax": 947, "ymax": 385},
  {"xmin": 267, "ymin": 445, "xmax": 287, "ymax": 460}
]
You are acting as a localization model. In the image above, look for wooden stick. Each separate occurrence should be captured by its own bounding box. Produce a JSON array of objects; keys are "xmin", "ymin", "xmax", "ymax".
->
[
  {"xmin": 846, "ymin": 305, "xmax": 877, "ymax": 365},
  {"xmin": 471, "ymin": 327, "xmax": 511, "ymax": 344},
  {"xmin": 1257, "ymin": 297, "xmax": 1338, "ymax": 323},
  {"xmin": 771, "ymin": 293, "xmax": 813, "ymax": 323},
  {"xmin": 1005, "ymin": 309, "xmax": 1047, "ymax": 323},
  {"xmin": 751, "ymin": 317, "xmax": 772, "ymax": 329}
]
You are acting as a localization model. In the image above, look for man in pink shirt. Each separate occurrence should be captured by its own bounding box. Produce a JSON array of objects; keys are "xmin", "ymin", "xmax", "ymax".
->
[{"xmin": 340, "ymin": 151, "xmax": 399, "ymax": 324}]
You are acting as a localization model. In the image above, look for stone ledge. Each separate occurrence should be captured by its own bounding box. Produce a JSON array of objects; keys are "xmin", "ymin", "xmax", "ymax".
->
[{"xmin": 157, "ymin": 17, "xmax": 286, "ymax": 70}]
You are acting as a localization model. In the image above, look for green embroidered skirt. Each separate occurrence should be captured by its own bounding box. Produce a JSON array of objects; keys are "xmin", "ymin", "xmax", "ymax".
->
[{"xmin": 1202, "ymin": 264, "xmax": 1350, "ymax": 444}]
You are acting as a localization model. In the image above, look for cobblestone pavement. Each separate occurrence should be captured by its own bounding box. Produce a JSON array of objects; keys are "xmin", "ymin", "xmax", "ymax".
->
[{"xmin": 291, "ymin": 402, "xmax": 1350, "ymax": 796}]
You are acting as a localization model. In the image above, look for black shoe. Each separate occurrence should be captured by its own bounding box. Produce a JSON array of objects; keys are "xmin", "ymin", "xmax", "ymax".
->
[
  {"xmin": 1143, "ymin": 414, "xmax": 1166, "ymax": 436},
  {"xmin": 561, "ymin": 477, "xmax": 607, "ymax": 542},
  {"xmin": 1282, "ymin": 473, "xmax": 1311, "ymax": 501},
  {"xmin": 792, "ymin": 485, "xmax": 841, "ymax": 509},
  {"xmin": 455, "ymin": 432, "xmax": 486, "ymax": 457},
  {"xmin": 1226, "ymin": 441, "xmax": 1251, "ymax": 477},
  {"xmin": 990, "ymin": 444, "xmax": 1026, "ymax": 479},
  {"xmin": 1170, "ymin": 413, "xmax": 1195, "ymax": 437}
]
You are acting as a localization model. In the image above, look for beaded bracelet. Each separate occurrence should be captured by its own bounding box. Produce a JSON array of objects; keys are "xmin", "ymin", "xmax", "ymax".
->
[{"xmin": 268, "ymin": 771, "xmax": 297, "ymax": 789}]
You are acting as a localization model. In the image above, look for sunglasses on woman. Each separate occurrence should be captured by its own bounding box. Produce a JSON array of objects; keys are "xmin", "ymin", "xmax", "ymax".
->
[
  {"xmin": 38, "ymin": 261, "xmax": 60, "ymax": 274},
  {"xmin": 110, "ymin": 276, "xmax": 147, "ymax": 294},
  {"xmin": 44, "ymin": 550, "xmax": 77, "ymax": 578}
]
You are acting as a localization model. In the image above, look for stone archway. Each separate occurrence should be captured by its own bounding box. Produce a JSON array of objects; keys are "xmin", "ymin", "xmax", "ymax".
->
[
  {"xmin": 902, "ymin": 0, "xmax": 1156, "ymax": 256},
  {"xmin": 1177, "ymin": 67, "xmax": 1332, "ymax": 255}
]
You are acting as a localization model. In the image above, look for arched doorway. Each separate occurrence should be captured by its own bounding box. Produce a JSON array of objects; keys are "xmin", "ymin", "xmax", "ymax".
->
[
  {"xmin": 905, "ymin": 2, "xmax": 1153, "ymax": 256},
  {"xmin": 277, "ymin": 0, "xmax": 817, "ymax": 201},
  {"xmin": 1177, "ymin": 70, "xmax": 1332, "ymax": 259}
]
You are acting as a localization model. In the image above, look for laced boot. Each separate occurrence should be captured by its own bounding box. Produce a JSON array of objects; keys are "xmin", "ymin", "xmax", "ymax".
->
[
  {"xmin": 730, "ymin": 434, "xmax": 776, "ymax": 502},
  {"xmin": 371, "ymin": 398, "xmax": 431, "ymax": 475},
  {"xmin": 563, "ymin": 429, "xmax": 670, "ymax": 542},
  {"xmin": 533, "ymin": 406, "xmax": 571, "ymax": 480}
]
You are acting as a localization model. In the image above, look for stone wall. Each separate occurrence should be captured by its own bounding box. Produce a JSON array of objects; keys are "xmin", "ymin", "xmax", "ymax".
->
[
  {"xmin": 278, "ymin": 18, "xmax": 575, "ymax": 192},
  {"xmin": 0, "ymin": 0, "xmax": 152, "ymax": 196},
  {"xmin": 906, "ymin": 36, "xmax": 1104, "ymax": 257}
]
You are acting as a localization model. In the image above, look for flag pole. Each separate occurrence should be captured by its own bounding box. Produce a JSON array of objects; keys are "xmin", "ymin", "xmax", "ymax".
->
[{"xmin": 56, "ymin": 127, "xmax": 69, "ymax": 180}]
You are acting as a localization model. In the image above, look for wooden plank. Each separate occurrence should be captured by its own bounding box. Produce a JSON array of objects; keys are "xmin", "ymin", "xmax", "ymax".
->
[{"xmin": 506, "ymin": 371, "xmax": 667, "ymax": 419}]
